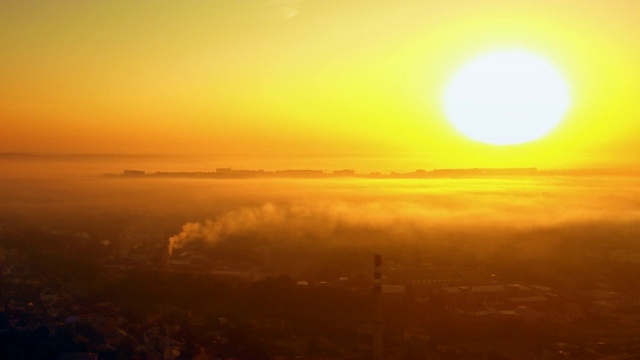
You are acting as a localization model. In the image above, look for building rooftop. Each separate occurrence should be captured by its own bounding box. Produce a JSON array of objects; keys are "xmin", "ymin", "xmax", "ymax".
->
[{"xmin": 441, "ymin": 284, "xmax": 531, "ymax": 294}]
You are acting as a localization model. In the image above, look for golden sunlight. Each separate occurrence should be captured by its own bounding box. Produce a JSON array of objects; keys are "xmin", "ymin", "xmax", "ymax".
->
[{"xmin": 443, "ymin": 50, "xmax": 571, "ymax": 145}]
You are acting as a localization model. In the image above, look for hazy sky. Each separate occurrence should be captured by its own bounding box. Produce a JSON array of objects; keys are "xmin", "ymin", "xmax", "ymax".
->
[{"xmin": 2, "ymin": 0, "xmax": 639, "ymax": 171}]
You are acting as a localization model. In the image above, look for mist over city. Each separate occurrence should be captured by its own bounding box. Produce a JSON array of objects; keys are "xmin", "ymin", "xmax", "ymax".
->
[
  {"xmin": 3, "ymin": 0, "xmax": 640, "ymax": 359},
  {"xmin": 2, "ymin": 157, "xmax": 640, "ymax": 359}
]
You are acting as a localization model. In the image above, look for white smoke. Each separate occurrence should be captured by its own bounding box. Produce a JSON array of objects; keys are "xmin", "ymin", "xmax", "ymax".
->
[
  {"xmin": 168, "ymin": 202, "xmax": 346, "ymax": 255},
  {"xmin": 167, "ymin": 196, "xmax": 640, "ymax": 256}
]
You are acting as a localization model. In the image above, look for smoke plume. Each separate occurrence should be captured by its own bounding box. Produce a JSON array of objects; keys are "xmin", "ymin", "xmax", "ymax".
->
[{"xmin": 167, "ymin": 194, "xmax": 640, "ymax": 255}]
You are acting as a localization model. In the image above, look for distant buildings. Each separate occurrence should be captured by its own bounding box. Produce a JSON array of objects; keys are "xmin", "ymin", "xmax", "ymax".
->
[
  {"xmin": 108, "ymin": 167, "xmax": 544, "ymax": 179},
  {"xmin": 439, "ymin": 284, "xmax": 535, "ymax": 308},
  {"xmin": 122, "ymin": 169, "xmax": 145, "ymax": 176},
  {"xmin": 274, "ymin": 169, "xmax": 325, "ymax": 177},
  {"xmin": 332, "ymin": 169, "xmax": 356, "ymax": 176}
]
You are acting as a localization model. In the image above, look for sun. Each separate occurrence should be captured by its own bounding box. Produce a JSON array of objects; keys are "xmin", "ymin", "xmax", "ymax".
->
[{"xmin": 443, "ymin": 50, "xmax": 571, "ymax": 145}]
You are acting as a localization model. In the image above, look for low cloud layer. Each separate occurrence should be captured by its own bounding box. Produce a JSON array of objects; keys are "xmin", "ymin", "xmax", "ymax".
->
[{"xmin": 168, "ymin": 190, "xmax": 640, "ymax": 255}]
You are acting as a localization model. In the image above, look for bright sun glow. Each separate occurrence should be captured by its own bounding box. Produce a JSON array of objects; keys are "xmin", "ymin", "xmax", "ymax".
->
[{"xmin": 444, "ymin": 50, "xmax": 571, "ymax": 145}]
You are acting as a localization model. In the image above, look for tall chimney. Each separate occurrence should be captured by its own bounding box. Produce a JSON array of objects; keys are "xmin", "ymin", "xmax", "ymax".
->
[{"xmin": 373, "ymin": 254, "xmax": 383, "ymax": 360}]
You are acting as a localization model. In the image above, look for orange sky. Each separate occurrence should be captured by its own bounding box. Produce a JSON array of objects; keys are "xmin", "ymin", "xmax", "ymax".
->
[{"xmin": 1, "ymin": 0, "xmax": 639, "ymax": 171}]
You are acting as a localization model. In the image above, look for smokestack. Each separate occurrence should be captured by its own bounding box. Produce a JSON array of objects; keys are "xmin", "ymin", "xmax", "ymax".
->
[{"xmin": 373, "ymin": 254, "xmax": 383, "ymax": 360}]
